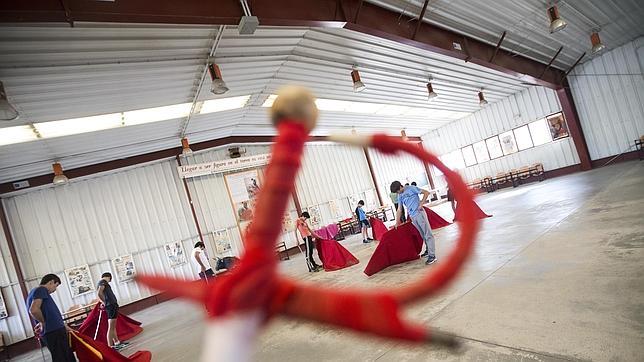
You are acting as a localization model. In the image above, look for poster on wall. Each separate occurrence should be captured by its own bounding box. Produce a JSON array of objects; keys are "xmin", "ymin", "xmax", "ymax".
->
[
  {"xmin": 225, "ymin": 170, "xmax": 261, "ymax": 223},
  {"xmin": 212, "ymin": 229, "xmax": 233, "ymax": 255},
  {"xmin": 499, "ymin": 131, "xmax": 518, "ymax": 155},
  {"xmin": 348, "ymin": 194, "xmax": 361, "ymax": 211},
  {"xmin": 164, "ymin": 241, "xmax": 187, "ymax": 268},
  {"xmin": 328, "ymin": 199, "xmax": 342, "ymax": 219},
  {"xmin": 547, "ymin": 113, "xmax": 569, "ymax": 140},
  {"xmin": 281, "ymin": 216, "xmax": 294, "ymax": 233},
  {"xmin": 365, "ymin": 190, "xmax": 378, "ymax": 210},
  {"xmin": 307, "ymin": 205, "xmax": 322, "ymax": 228},
  {"xmin": 112, "ymin": 254, "xmax": 136, "ymax": 283},
  {"xmin": 65, "ymin": 265, "xmax": 94, "ymax": 298},
  {"xmin": 0, "ymin": 291, "xmax": 8, "ymax": 319}
]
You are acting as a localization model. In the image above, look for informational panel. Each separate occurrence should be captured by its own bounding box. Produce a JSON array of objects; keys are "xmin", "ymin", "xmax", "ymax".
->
[
  {"xmin": 0, "ymin": 291, "xmax": 8, "ymax": 319},
  {"xmin": 65, "ymin": 265, "xmax": 94, "ymax": 298},
  {"xmin": 111, "ymin": 254, "xmax": 136, "ymax": 283},
  {"xmin": 225, "ymin": 169, "xmax": 261, "ymax": 233},
  {"xmin": 164, "ymin": 241, "xmax": 187, "ymax": 268}
]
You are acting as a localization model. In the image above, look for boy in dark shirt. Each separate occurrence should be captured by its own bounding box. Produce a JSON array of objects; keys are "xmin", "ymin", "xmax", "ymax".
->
[
  {"xmin": 97, "ymin": 272, "xmax": 129, "ymax": 350},
  {"xmin": 26, "ymin": 274, "xmax": 76, "ymax": 362}
]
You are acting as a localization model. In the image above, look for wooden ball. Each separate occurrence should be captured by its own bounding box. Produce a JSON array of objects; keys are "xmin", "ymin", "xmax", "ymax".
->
[{"xmin": 270, "ymin": 86, "xmax": 318, "ymax": 131}]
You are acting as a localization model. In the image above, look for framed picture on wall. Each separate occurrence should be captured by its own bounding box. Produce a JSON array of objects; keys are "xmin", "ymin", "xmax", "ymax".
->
[
  {"xmin": 364, "ymin": 190, "xmax": 378, "ymax": 210},
  {"xmin": 473, "ymin": 140, "xmax": 490, "ymax": 163},
  {"xmin": 212, "ymin": 229, "xmax": 233, "ymax": 255},
  {"xmin": 461, "ymin": 145, "xmax": 477, "ymax": 166},
  {"xmin": 164, "ymin": 241, "xmax": 187, "ymax": 268},
  {"xmin": 547, "ymin": 113, "xmax": 569, "ymax": 140},
  {"xmin": 65, "ymin": 265, "xmax": 94, "ymax": 298},
  {"xmin": 307, "ymin": 205, "xmax": 322, "ymax": 228},
  {"xmin": 328, "ymin": 199, "xmax": 343, "ymax": 219},
  {"xmin": 0, "ymin": 290, "xmax": 8, "ymax": 319},
  {"xmin": 485, "ymin": 136, "xmax": 504, "ymax": 159},
  {"xmin": 348, "ymin": 194, "xmax": 361, "ymax": 210},
  {"xmin": 499, "ymin": 131, "xmax": 518, "ymax": 155},
  {"xmin": 111, "ymin": 254, "xmax": 136, "ymax": 284}
]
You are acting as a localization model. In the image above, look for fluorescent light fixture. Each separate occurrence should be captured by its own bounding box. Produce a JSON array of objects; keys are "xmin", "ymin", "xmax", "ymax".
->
[
  {"xmin": 124, "ymin": 103, "xmax": 192, "ymax": 126},
  {"xmin": 262, "ymin": 94, "xmax": 277, "ymax": 107},
  {"xmin": 0, "ymin": 81, "xmax": 19, "ymax": 121},
  {"xmin": 35, "ymin": 113, "xmax": 122, "ymax": 138},
  {"xmin": 590, "ymin": 31, "xmax": 606, "ymax": 54},
  {"xmin": 0, "ymin": 125, "xmax": 39, "ymax": 146},
  {"xmin": 345, "ymin": 101, "xmax": 383, "ymax": 114},
  {"xmin": 547, "ymin": 5, "xmax": 567, "ymax": 33},
  {"xmin": 199, "ymin": 95, "xmax": 250, "ymax": 114}
]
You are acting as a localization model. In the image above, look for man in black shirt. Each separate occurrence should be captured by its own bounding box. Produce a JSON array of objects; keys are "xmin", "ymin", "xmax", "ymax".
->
[{"xmin": 97, "ymin": 272, "xmax": 129, "ymax": 350}]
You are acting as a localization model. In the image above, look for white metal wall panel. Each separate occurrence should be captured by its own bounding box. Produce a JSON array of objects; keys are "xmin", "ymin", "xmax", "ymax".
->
[
  {"xmin": 1, "ymin": 160, "xmax": 199, "ymax": 343},
  {"xmin": 295, "ymin": 143, "xmax": 375, "ymax": 226},
  {"xmin": 422, "ymin": 86, "xmax": 580, "ymax": 186},
  {"xmin": 0, "ymin": 209, "xmax": 32, "ymax": 344},
  {"xmin": 182, "ymin": 145, "xmax": 276, "ymax": 251},
  {"xmin": 368, "ymin": 148, "xmax": 428, "ymax": 206},
  {"xmin": 569, "ymin": 37, "xmax": 644, "ymax": 160}
]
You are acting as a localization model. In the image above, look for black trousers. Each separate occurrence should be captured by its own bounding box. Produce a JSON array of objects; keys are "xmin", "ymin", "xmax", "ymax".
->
[
  {"xmin": 199, "ymin": 268, "xmax": 215, "ymax": 280},
  {"xmin": 394, "ymin": 203, "xmax": 406, "ymax": 222},
  {"xmin": 303, "ymin": 236, "xmax": 320, "ymax": 271},
  {"xmin": 44, "ymin": 328, "xmax": 76, "ymax": 362}
]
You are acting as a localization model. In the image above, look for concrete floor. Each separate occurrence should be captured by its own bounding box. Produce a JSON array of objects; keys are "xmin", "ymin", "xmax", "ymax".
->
[{"xmin": 13, "ymin": 161, "xmax": 644, "ymax": 361}]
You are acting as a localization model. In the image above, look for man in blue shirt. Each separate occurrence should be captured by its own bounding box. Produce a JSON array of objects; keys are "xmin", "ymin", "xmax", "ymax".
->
[
  {"xmin": 356, "ymin": 200, "xmax": 374, "ymax": 243},
  {"xmin": 26, "ymin": 274, "xmax": 76, "ymax": 362},
  {"xmin": 391, "ymin": 181, "xmax": 437, "ymax": 265}
]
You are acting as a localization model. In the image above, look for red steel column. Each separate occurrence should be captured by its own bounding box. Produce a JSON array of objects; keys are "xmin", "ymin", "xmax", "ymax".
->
[
  {"xmin": 175, "ymin": 155, "xmax": 204, "ymax": 242},
  {"xmin": 556, "ymin": 85, "xmax": 592, "ymax": 171},
  {"xmin": 0, "ymin": 200, "xmax": 28, "ymax": 300}
]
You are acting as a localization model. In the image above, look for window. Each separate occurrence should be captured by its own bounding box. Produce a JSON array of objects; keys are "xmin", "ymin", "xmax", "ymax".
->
[
  {"xmin": 485, "ymin": 136, "xmax": 503, "ymax": 159},
  {"xmin": 499, "ymin": 131, "xmax": 518, "ymax": 155},
  {"xmin": 513, "ymin": 125, "xmax": 534, "ymax": 150},
  {"xmin": 461, "ymin": 145, "xmax": 477, "ymax": 166},
  {"xmin": 528, "ymin": 118, "xmax": 553, "ymax": 146},
  {"xmin": 473, "ymin": 140, "xmax": 490, "ymax": 162}
]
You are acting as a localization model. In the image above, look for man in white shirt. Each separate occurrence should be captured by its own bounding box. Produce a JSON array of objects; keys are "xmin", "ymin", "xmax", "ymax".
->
[{"xmin": 192, "ymin": 242, "xmax": 215, "ymax": 280}]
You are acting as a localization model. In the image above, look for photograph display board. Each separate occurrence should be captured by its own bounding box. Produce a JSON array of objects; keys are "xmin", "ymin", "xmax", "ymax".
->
[
  {"xmin": 65, "ymin": 265, "xmax": 94, "ymax": 298},
  {"xmin": 111, "ymin": 254, "xmax": 136, "ymax": 283}
]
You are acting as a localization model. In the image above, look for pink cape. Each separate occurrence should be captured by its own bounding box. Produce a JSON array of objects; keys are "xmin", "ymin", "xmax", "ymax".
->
[
  {"xmin": 78, "ymin": 304, "xmax": 143, "ymax": 344},
  {"xmin": 70, "ymin": 331, "xmax": 151, "ymax": 362},
  {"xmin": 364, "ymin": 223, "xmax": 423, "ymax": 276},
  {"xmin": 316, "ymin": 238, "xmax": 359, "ymax": 271}
]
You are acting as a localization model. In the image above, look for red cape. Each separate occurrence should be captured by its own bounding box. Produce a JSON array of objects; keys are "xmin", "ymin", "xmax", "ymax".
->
[
  {"xmin": 369, "ymin": 217, "xmax": 389, "ymax": 241},
  {"xmin": 70, "ymin": 331, "xmax": 151, "ymax": 362},
  {"xmin": 424, "ymin": 207, "xmax": 452, "ymax": 229},
  {"xmin": 364, "ymin": 222, "xmax": 423, "ymax": 276},
  {"xmin": 78, "ymin": 304, "xmax": 143, "ymax": 344},
  {"xmin": 316, "ymin": 239, "xmax": 359, "ymax": 271},
  {"xmin": 453, "ymin": 200, "xmax": 492, "ymax": 221}
]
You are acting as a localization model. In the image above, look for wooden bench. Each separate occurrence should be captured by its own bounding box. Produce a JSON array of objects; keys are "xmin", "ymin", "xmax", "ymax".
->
[
  {"xmin": 62, "ymin": 302, "xmax": 99, "ymax": 329},
  {"xmin": 275, "ymin": 241, "xmax": 289, "ymax": 261},
  {"xmin": 636, "ymin": 136, "xmax": 644, "ymax": 160}
]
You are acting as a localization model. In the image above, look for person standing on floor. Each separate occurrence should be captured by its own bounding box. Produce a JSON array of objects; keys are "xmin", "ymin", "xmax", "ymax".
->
[
  {"xmin": 296, "ymin": 212, "xmax": 323, "ymax": 272},
  {"xmin": 97, "ymin": 272, "xmax": 129, "ymax": 350},
  {"xmin": 355, "ymin": 200, "xmax": 374, "ymax": 244},
  {"xmin": 391, "ymin": 181, "xmax": 437, "ymax": 265},
  {"xmin": 26, "ymin": 274, "xmax": 77, "ymax": 362},
  {"xmin": 192, "ymin": 242, "xmax": 215, "ymax": 280}
]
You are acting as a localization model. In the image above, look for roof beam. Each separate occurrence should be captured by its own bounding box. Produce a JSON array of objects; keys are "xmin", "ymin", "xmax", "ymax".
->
[
  {"xmin": 562, "ymin": 52, "xmax": 586, "ymax": 82},
  {"xmin": 489, "ymin": 31, "xmax": 506, "ymax": 63},
  {"xmin": 0, "ymin": 0, "xmax": 565, "ymax": 88},
  {"xmin": 539, "ymin": 46, "xmax": 563, "ymax": 79},
  {"xmin": 411, "ymin": 0, "xmax": 430, "ymax": 40}
]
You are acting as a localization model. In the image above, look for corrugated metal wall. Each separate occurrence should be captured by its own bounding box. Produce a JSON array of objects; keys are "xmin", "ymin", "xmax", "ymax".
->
[
  {"xmin": 368, "ymin": 148, "xmax": 429, "ymax": 206},
  {"xmin": 569, "ymin": 37, "xmax": 644, "ymax": 160},
  {"xmin": 183, "ymin": 143, "xmax": 375, "ymax": 248},
  {"xmin": 0, "ymin": 141, "xmax": 418, "ymax": 344},
  {"xmin": 0, "ymin": 208, "xmax": 32, "ymax": 344},
  {"xmin": 422, "ymin": 86, "xmax": 580, "ymax": 186},
  {"xmin": 1, "ymin": 160, "xmax": 199, "ymax": 343}
]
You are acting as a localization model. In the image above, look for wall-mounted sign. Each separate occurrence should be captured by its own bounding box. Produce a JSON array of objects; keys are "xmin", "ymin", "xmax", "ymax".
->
[{"xmin": 178, "ymin": 153, "xmax": 271, "ymax": 178}]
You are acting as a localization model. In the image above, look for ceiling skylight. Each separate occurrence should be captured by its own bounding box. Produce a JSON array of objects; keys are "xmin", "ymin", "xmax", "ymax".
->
[
  {"xmin": 0, "ymin": 95, "xmax": 252, "ymax": 146},
  {"xmin": 0, "ymin": 125, "xmax": 39, "ymax": 146},
  {"xmin": 200, "ymin": 95, "xmax": 250, "ymax": 114}
]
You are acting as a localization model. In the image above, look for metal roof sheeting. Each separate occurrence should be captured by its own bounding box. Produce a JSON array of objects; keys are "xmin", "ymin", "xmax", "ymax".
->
[
  {"xmin": 0, "ymin": 21, "xmax": 535, "ymax": 183},
  {"xmin": 367, "ymin": 0, "xmax": 644, "ymax": 70}
]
